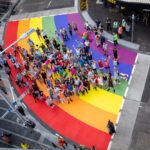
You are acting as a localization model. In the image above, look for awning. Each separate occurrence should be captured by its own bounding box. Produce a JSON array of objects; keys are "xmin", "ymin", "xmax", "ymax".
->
[
  {"xmin": 117, "ymin": 0, "xmax": 150, "ymax": 9},
  {"xmin": 118, "ymin": 0, "xmax": 150, "ymax": 4}
]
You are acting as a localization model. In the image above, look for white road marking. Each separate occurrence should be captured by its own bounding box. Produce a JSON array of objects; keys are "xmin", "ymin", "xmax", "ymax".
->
[
  {"xmin": 47, "ymin": 0, "xmax": 52, "ymax": 8},
  {"xmin": 11, "ymin": 11, "xmax": 78, "ymax": 21},
  {"xmin": 107, "ymin": 141, "xmax": 112, "ymax": 150},
  {"xmin": 124, "ymin": 86, "xmax": 129, "ymax": 98},
  {"xmin": 128, "ymin": 75, "xmax": 132, "ymax": 85},
  {"xmin": 135, "ymin": 53, "xmax": 139, "ymax": 64},
  {"xmin": 108, "ymin": 39, "xmax": 113, "ymax": 43},
  {"xmin": 131, "ymin": 65, "xmax": 136, "ymax": 75}
]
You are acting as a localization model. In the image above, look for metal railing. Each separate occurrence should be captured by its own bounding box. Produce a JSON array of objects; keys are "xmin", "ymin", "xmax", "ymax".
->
[{"xmin": 0, "ymin": 0, "xmax": 20, "ymax": 22}]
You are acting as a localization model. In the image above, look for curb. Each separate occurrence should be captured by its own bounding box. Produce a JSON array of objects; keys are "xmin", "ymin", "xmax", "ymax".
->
[
  {"xmin": 80, "ymin": 10, "xmax": 140, "ymax": 51},
  {"xmin": 107, "ymin": 53, "xmax": 139, "ymax": 150}
]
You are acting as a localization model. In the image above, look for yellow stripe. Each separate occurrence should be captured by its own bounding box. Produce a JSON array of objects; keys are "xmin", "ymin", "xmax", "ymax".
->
[
  {"xmin": 29, "ymin": 17, "xmax": 44, "ymax": 52},
  {"xmin": 58, "ymin": 95, "xmax": 117, "ymax": 133},
  {"xmin": 80, "ymin": 88, "xmax": 123, "ymax": 115}
]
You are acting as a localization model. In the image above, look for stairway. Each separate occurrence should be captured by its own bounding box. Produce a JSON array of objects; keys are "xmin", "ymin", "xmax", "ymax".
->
[{"xmin": 0, "ymin": 99, "xmax": 56, "ymax": 149}]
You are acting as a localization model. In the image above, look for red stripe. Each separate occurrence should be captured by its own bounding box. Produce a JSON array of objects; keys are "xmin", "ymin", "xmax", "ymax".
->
[{"xmin": 4, "ymin": 21, "xmax": 19, "ymax": 48}]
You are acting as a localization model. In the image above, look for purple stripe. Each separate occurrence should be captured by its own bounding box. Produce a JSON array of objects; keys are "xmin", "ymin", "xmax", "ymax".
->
[{"xmin": 67, "ymin": 13, "xmax": 137, "ymax": 65}]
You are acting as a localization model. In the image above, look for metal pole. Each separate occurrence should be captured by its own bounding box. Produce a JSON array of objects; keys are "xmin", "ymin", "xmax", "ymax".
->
[
  {"xmin": 0, "ymin": 28, "xmax": 35, "ymax": 55},
  {"xmin": 131, "ymin": 14, "xmax": 135, "ymax": 42},
  {"xmin": 0, "ymin": 38, "xmax": 20, "ymax": 55},
  {"xmin": 10, "ymin": 86, "xmax": 15, "ymax": 102}
]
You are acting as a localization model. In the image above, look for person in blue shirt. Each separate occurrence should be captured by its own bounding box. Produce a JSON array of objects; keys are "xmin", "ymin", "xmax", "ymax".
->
[
  {"xmin": 67, "ymin": 82, "xmax": 74, "ymax": 95},
  {"xmin": 46, "ymin": 79, "xmax": 51, "ymax": 88},
  {"xmin": 79, "ymin": 57, "xmax": 85, "ymax": 67}
]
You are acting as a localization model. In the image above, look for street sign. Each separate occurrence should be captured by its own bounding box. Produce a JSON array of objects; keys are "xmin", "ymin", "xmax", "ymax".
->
[
  {"xmin": 0, "ymin": 28, "xmax": 35, "ymax": 55},
  {"xmin": 20, "ymin": 28, "xmax": 35, "ymax": 40}
]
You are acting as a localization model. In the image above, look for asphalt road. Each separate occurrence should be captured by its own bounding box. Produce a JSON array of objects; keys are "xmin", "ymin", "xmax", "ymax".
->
[
  {"xmin": 13, "ymin": 0, "xmax": 74, "ymax": 14},
  {"xmin": 129, "ymin": 68, "xmax": 150, "ymax": 150}
]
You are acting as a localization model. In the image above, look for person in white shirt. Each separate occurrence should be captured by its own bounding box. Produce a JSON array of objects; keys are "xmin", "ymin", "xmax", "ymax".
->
[
  {"xmin": 88, "ymin": 70, "xmax": 94, "ymax": 81},
  {"xmin": 85, "ymin": 21, "xmax": 91, "ymax": 31},
  {"xmin": 41, "ymin": 29, "xmax": 47, "ymax": 39},
  {"xmin": 63, "ymin": 53, "xmax": 69, "ymax": 61},
  {"xmin": 91, "ymin": 61, "xmax": 97, "ymax": 71},
  {"xmin": 46, "ymin": 96, "xmax": 55, "ymax": 108},
  {"xmin": 73, "ymin": 45, "xmax": 80, "ymax": 56}
]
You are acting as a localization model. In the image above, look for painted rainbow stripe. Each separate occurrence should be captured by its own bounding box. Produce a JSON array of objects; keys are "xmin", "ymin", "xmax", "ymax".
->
[{"xmin": 4, "ymin": 13, "xmax": 137, "ymax": 150}]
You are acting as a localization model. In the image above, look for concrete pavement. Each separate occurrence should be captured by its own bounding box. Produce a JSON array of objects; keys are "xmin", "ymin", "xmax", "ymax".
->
[{"xmin": 110, "ymin": 54, "xmax": 150, "ymax": 150}]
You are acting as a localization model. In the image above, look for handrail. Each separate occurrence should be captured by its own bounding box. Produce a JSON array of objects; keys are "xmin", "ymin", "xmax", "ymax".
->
[{"xmin": 0, "ymin": 0, "xmax": 20, "ymax": 22}]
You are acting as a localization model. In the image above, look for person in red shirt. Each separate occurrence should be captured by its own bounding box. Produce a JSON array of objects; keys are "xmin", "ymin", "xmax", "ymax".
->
[
  {"xmin": 57, "ymin": 54, "xmax": 62, "ymax": 61},
  {"xmin": 57, "ymin": 137, "xmax": 67, "ymax": 149},
  {"xmin": 104, "ymin": 59, "xmax": 110, "ymax": 72},
  {"xmin": 98, "ymin": 60, "xmax": 104, "ymax": 71}
]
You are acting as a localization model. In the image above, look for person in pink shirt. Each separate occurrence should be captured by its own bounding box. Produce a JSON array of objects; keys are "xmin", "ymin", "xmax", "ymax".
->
[
  {"xmin": 79, "ymin": 82, "xmax": 88, "ymax": 95},
  {"xmin": 70, "ymin": 67, "xmax": 76, "ymax": 76},
  {"xmin": 104, "ymin": 58, "xmax": 110, "ymax": 72}
]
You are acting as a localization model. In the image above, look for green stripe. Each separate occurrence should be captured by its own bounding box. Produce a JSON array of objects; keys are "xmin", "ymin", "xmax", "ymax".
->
[
  {"xmin": 42, "ymin": 16, "xmax": 56, "ymax": 38},
  {"xmin": 108, "ymin": 79, "xmax": 128, "ymax": 96}
]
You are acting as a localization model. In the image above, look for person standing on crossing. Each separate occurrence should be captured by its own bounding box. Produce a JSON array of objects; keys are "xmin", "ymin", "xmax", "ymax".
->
[
  {"xmin": 118, "ymin": 26, "xmax": 123, "ymax": 39},
  {"xmin": 113, "ymin": 33, "xmax": 118, "ymax": 46}
]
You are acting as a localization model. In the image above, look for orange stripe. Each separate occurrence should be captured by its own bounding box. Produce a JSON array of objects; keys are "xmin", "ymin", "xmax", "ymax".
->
[{"xmin": 17, "ymin": 19, "xmax": 30, "ymax": 52}]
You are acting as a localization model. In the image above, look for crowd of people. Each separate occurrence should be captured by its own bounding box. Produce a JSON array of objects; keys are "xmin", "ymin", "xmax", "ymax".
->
[
  {"xmin": 0, "ymin": 17, "xmax": 129, "ymax": 150},
  {"xmin": 0, "ymin": 19, "xmax": 126, "ymax": 149},
  {"xmin": 0, "ymin": 19, "xmax": 129, "ymax": 108},
  {"xmin": 96, "ymin": 16, "xmax": 130, "ymax": 40}
]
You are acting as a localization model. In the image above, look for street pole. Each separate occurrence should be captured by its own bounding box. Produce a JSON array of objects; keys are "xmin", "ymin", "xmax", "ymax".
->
[
  {"xmin": 0, "ymin": 28, "xmax": 35, "ymax": 122},
  {"xmin": 0, "ymin": 28, "xmax": 35, "ymax": 55},
  {"xmin": 131, "ymin": 14, "xmax": 135, "ymax": 42}
]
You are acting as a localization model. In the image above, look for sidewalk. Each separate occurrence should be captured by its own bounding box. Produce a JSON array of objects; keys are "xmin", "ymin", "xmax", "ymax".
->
[
  {"xmin": 87, "ymin": 0, "xmax": 150, "ymax": 52},
  {"xmin": 110, "ymin": 53, "xmax": 150, "ymax": 150}
]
